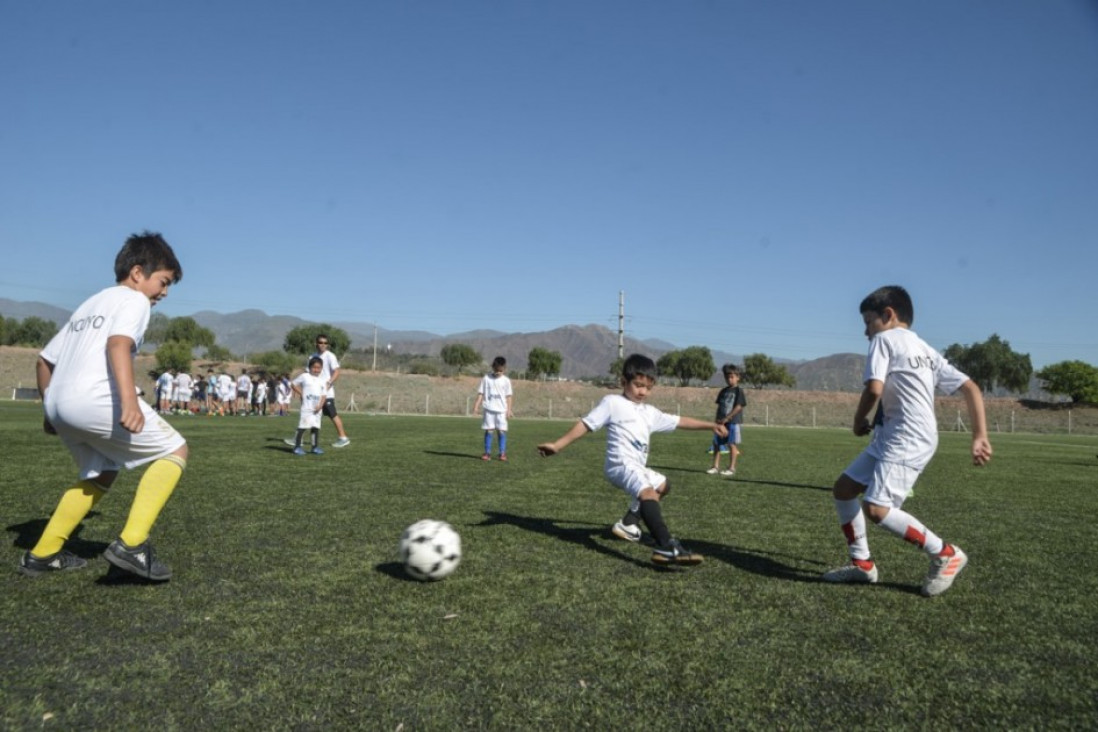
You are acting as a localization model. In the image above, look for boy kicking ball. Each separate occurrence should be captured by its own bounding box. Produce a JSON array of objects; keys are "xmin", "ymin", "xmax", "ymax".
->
[
  {"xmin": 18, "ymin": 232, "xmax": 187, "ymax": 582},
  {"xmin": 538, "ymin": 353, "xmax": 726, "ymax": 566},
  {"xmin": 823, "ymin": 285, "xmax": 992, "ymax": 597}
]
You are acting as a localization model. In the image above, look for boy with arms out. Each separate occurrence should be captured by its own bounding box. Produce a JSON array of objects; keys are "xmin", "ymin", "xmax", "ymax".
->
[
  {"xmin": 19, "ymin": 232, "xmax": 187, "ymax": 581},
  {"xmin": 824, "ymin": 285, "xmax": 992, "ymax": 596},
  {"xmin": 707, "ymin": 363, "xmax": 746, "ymax": 476},
  {"xmin": 291, "ymin": 357, "xmax": 327, "ymax": 455},
  {"xmin": 538, "ymin": 354, "xmax": 727, "ymax": 566},
  {"xmin": 473, "ymin": 356, "xmax": 513, "ymax": 461}
]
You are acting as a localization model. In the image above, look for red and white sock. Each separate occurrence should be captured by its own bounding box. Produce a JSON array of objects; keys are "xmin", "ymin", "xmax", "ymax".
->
[
  {"xmin": 878, "ymin": 508, "xmax": 945, "ymax": 555},
  {"xmin": 835, "ymin": 498, "xmax": 871, "ymax": 563}
]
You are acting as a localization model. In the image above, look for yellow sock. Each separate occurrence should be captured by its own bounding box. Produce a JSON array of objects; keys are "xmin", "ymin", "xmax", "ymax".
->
[
  {"xmin": 120, "ymin": 456, "xmax": 186, "ymax": 547},
  {"xmin": 32, "ymin": 481, "xmax": 105, "ymax": 557}
]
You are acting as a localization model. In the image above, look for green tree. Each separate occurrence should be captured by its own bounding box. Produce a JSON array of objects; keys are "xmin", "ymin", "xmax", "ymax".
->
[
  {"xmin": 1035, "ymin": 360, "xmax": 1098, "ymax": 404},
  {"xmin": 527, "ymin": 347, "xmax": 562, "ymax": 380},
  {"xmin": 657, "ymin": 346, "xmax": 715, "ymax": 386},
  {"xmin": 8, "ymin": 316, "xmax": 58, "ymax": 347},
  {"xmin": 162, "ymin": 316, "xmax": 216, "ymax": 349},
  {"xmin": 204, "ymin": 344, "xmax": 234, "ymax": 363},
  {"xmin": 155, "ymin": 341, "xmax": 193, "ymax": 374},
  {"xmin": 283, "ymin": 324, "xmax": 351, "ymax": 356},
  {"xmin": 743, "ymin": 353, "xmax": 796, "ymax": 389},
  {"xmin": 440, "ymin": 343, "xmax": 482, "ymax": 374},
  {"xmin": 943, "ymin": 334, "xmax": 1032, "ymax": 394},
  {"xmin": 250, "ymin": 350, "xmax": 298, "ymax": 375},
  {"xmin": 608, "ymin": 357, "xmax": 624, "ymax": 381},
  {"xmin": 144, "ymin": 311, "xmax": 171, "ymax": 344}
]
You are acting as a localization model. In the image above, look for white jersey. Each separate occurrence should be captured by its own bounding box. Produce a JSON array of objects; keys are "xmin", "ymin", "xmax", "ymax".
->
[
  {"xmin": 293, "ymin": 372, "xmax": 326, "ymax": 429},
  {"xmin": 41, "ymin": 285, "xmax": 151, "ymax": 408},
  {"xmin": 477, "ymin": 373, "xmax": 513, "ymax": 413},
  {"xmin": 310, "ymin": 350, "xmax": 340, "ymax": 398},
  {"xmin": 864, "ymin": 327, "xmax": 970, "ymax": 470},
  {"xmin": 218, "ymin": 373, "xmax": 235, "ymax": 400},
  {"xmin": 156, "ymin": 371, "xmax": 174, "ymax": 398},
  {"xmin": 175, "ymin": 372, "xmax": 193, "ymax": 394},
  {"xmin": 581, "ymin": 394, "xmax": 680, "ymax": 476}
]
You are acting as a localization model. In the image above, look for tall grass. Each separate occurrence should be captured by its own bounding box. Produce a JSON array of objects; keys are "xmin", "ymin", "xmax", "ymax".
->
[{"xmin": 2, "ymin": 401, "xmax": 1096, "ymax": 729}]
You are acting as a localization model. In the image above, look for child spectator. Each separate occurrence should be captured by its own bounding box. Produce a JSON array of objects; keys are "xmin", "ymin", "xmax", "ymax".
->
[
  {"xmin": 473, "ymin": 356, "xmax": 513, "ymax": 461},
  {"xmin": 707, "ymin": 364, "xmax": 746, "ymax": 476},
  {"xmin": 537, "ymin": 354, "xmax": 727, "ymax": 566},
  {"xmin": 291, "ymin": 357, "xmax": 326, "ymax": 455}
]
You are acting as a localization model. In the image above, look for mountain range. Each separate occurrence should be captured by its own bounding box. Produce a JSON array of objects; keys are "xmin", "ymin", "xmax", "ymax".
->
[{"xmin": 1, "ymin": 298, "xmax": 866, "ymax": 390}]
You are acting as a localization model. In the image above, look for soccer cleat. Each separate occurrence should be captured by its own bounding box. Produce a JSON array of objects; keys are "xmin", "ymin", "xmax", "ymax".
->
[
  {"xmin": 611, "ymin": 521, "xmax": 642, "ymax": 542},
  {"xmin": 822, "ymin": 562, "xmax": 879, "ymax": 584},
  {"xmin": 293, "ymin": 447, "xmax": 306, "ymax": 455},
  {"xmin": 481, "ymin": 453, "xmax": 491, "ymax": 461},
  {"xmin": 498, "ymin": 454, "xmax": 508, "ymax": 462},
  {"xmin": 720, "ymin": 468, "xmax": 736, "ymax": 477},
  {"xmin": 332, "ymin": 437, "xmax": 351, "ymax": 448},
  {"xmin": 283, "ymin": 438, "xmax": 297, "ymax": 447},
  {"xmin": 310, "ymin": 447, "xmax": 324, "ymax": 455},
  {"xmin": 706, "ymin": 467, "xmax": 719, "ymax": 475},
  {"xmin": 922, "ymin": 545, "xmax": 968, "ymax": 597},
  {"xmin": 651, "ymin": 538, "xmax": 703, "ymax": 566},
  {"xmin": 103, "ymin": 539, "xmax": 171, "ymax": 581},
  {"xmin": 17, "ymin": 549, "xmax": 87, "ymax": 577}
]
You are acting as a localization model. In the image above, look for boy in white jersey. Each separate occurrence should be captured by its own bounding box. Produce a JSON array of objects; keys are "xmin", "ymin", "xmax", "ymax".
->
[
  {"xmin": 473, "ymin": 356, "xmax": 513, "ymax": 461},
  {"xmin": 290, "ymin": 357, "xmax": 327, "ymax": 455},
  {"xmin": 538, "ymin": 354, "xmax": 727, "ymax": 566},
  {"xmin": 18, "ymin": 232, "xmax": 187, "ymax": 582},
  {"xmin": 823, "ymin": 285, "xmax": 992, "ymax": 597},
  {"xmin": 284, "ymin": 334, "xmax": 351, "ymax": 447}
]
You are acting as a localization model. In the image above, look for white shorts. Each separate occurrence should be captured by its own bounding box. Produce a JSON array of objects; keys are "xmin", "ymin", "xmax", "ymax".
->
[
  {"xmin": 298, "ymin": 411, "xmax": 322, "ymax": 430},
  {"xmin": 843, "ymin": 451, "xmax": 921, "ymax": 509},
  {"xmin": 605, "ymin": 464, "xmax": 668, "ymax": 500},
  {"xmin": 47, "ymin": 396, "xmax": 186, "ymax": 483},
  {"xmin": 177, "ymin": 388, "xmax": 192, "ymax": 402},
  {"xmin": 481, "ymin": 411, "xmax": 508, "ymax": 431}
]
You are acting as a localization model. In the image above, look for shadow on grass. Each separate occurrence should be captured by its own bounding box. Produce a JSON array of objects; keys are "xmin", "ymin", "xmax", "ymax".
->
[
  {"xmin": 423, "ymin": 450, "xmax": 491, "ymax": 461},
  {"xmin": 648, "ymin": 464, "xmax": 831, "ymax": 493},
  {"xmin": 6, "ymin": 515, "xmax": 108, "ymax": 558},
  {"xmin": 476, "ymin": 511, "xmax": 661, "ymax": 570}
]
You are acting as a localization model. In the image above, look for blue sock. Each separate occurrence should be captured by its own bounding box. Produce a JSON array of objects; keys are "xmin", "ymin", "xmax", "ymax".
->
[
  {"xmin": 498, "ymin": 432, "xmax": 507, "ymax": 455},
  {"xmin": 484, "ymin": 432, "xmax": 492, "ymax": 455}
]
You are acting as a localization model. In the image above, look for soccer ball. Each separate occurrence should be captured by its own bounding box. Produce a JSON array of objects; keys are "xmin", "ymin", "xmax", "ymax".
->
[{"xmin": 399, "ymin": 519, "xmax": 462, "ymax": 581}]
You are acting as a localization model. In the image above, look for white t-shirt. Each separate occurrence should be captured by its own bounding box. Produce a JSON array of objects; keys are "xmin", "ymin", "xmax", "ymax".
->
[
  {"xmin": 175, "ymin": 372, "xmax": 192, "ymax": 393},
  {"xmin": 864, "ymin": 327, "xmax": 970, "ymax": 470},
  {"xmin": 41, "ymin": 285, "xmax": 150, "ymax": 409},
  {"xmin": 581, "ymin": 394, "xmax": 680, "ymax": 475},
  {"xmin": 218, "ymin": 373, "xmax": 235, "ymax": 400},
  {"xmin": 156, "ymin": 371, "xmax": 174, "ymax": 398},
  {"xmin": 293, "ymin": 372, "xmax": 326, "ymax": 428},
  {"xmin": 310, "ymin": 350, "xmax": 340, "ymax": 398},
  {"xmin": 477, "ymin": 373, "xmax": 513, "ymax": 413}
]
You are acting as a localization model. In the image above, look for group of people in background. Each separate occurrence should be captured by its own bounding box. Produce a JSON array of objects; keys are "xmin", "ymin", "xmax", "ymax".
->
[{"xmin": 153, "ymin": 368, "xmax": 294, "ymax": 418}]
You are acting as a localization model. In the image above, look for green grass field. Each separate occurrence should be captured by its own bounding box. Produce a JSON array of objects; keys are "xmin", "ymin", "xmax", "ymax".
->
[{"xmin": 2, "ymin": 402, "xmax": 1096, "ymax": 729}]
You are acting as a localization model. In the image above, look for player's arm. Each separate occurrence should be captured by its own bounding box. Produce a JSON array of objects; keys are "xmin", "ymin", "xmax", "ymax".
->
[
  {"xmin": 958, "ymin": 379, "xmax": 993, "ymax": 466},
  {"xmin": 107, "ymin": 335, "xmax": 144, "ymax": 433},
  {"xmin": 537, "ymin": 420, "xmax": 591, "ymax": 456},
  {"xmin": 678, "ymin": 416, "xmax": 728, "ymax": 438},
  {"xmin": 472, "ymin": 393, "xmax": 483, "ymax": 414},
  {"xmin": 505, "ymin": 394, "xmax": 513, "ymax": 417},
  {"xmin": 853, "ymin": 379, "xmax": 883, "ymax": 436},
  {"xmin": 328, "ymin": 365, "xmax": 340, "ymax": 389},
  {"xmin": 36, "ymin": 356, "xmax": 57, "ymax": 435}
]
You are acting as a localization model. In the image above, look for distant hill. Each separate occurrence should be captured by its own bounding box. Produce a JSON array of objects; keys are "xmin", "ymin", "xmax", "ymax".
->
[{"xmin": 1, "ymin": 298, "xmax": 869, "ymax": 389}]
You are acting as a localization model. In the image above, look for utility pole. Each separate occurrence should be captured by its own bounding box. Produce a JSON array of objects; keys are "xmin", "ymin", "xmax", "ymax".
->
[
  {"xmin": 618, "ymin": 290, "xmax": 625, "ymax": 359},
  {"xmin": 372, "ymin": 325, "xmax": 378, "ymax": 371}
]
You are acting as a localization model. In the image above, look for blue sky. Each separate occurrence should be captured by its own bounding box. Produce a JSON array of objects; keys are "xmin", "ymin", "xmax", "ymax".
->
[{"xmin": 2, "ymin": 1, "xmax": 1096, "ymax": 368}]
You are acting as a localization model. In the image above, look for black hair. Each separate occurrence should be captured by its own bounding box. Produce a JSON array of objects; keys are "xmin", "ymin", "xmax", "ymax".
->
[
  {"xmin": 308, "ymin": 356, "xmax": 324, "ymax": 369},
  {"xmin": 622, "ymin": 353, "xmax": 658, "ymax": 382},
  {"xmin": 114, "ymin": 231, "xmax": 182, "ymax": 284},
  {"xmin": 860, "ymin": 285, "xmax": 914, "ymax": 325},
  {"xmin": 721, "ymin": 363, "xmax": 741, "ymax": 377},
  {"xmin": 491, "ymin": 356, "xmax": 507, "ymax": 370}
]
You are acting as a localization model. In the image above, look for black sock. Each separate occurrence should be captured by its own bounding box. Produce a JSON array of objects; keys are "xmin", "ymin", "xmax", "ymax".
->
[
  {"xmin": 639, "ymin": 499, "xmax": 672, "ymax": 548},
  {"xmin": 621, "ymin": 509, "xmax": 641, "ymax": 527}
]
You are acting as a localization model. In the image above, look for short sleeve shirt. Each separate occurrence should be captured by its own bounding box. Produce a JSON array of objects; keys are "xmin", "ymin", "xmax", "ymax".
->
[
  {"xmin": 581, "ymin": 394, "xmax": 680, "ymax": 474},
  {"xmin": 477, "ymin": 373, "xmax": 513, "ymax": 413},
  {"xmin": 865, "ymin": 328, "xmax": 969, "ymax": 469},
  {"xmin": 311, "ymin": 350, "xmax": 340, "ymax": 398},
  {"xmin": 714, "ymin": 385, "xmax": 747, "ymax": 424}
]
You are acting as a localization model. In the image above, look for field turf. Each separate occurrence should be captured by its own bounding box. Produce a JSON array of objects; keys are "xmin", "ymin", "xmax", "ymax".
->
[{"xmin": 2, "ymin": 402, "xmax": 1096, "ymax": 729}]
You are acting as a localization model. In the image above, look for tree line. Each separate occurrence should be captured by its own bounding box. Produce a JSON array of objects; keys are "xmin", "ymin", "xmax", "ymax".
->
[{"xmin": 5, "ymin": 312, "xmax": 1097, "ymax": 403}]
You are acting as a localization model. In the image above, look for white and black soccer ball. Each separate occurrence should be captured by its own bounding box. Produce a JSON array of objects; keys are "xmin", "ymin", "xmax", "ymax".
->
[{"xmin": 399, "ymin": 519, "xmax": 462, "ymax": 581}]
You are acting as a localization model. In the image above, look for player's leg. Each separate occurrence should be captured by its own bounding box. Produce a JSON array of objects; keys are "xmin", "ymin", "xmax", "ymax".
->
[
  {"xmin": 822, "ymin": 455, "xmax": 878, "ymax": 584},
  {"xmin": 19, "ymin": 471, "xmax": 113, "ymax": 576}
]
